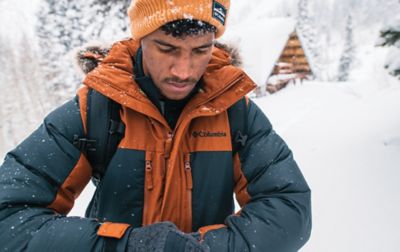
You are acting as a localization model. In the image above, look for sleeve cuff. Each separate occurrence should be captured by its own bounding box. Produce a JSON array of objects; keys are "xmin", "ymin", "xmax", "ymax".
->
[{"xmin": 97, "ymin": 222, "xmax": 131, "ymax": 239}]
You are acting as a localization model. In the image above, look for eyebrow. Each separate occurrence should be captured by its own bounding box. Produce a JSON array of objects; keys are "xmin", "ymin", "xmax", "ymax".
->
[{"xmin": 153, "ymin": 39, "xmax": 213, "ymax": 50}]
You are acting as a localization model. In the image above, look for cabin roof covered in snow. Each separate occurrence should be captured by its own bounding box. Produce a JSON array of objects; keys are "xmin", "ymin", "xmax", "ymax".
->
[{"xmin": 221, "ymin": 17, "xmax": 296, "ymax": 86}]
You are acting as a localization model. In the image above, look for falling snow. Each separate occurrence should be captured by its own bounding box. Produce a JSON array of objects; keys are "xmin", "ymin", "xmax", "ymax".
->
[{"xmin": 0, "ymin": 1, "xmax": 400, "ymax": 252}]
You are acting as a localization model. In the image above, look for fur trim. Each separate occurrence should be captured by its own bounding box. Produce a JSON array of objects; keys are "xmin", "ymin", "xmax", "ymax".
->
[
  {"xmin": 214, "ymin": 41, "xmax": 242, "ymax": 68},
  {"xmin": 75, "ymin": 41, "xmax": 241, "ymax": 75},
  {"xmin": 75, "ymin": 43, "xmax": 110, "ymax": 75}
]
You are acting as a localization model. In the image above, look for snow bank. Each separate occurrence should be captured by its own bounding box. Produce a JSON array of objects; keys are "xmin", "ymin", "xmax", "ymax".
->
[{"xmin": 255, "ymin": 80, "xmax": 400, "ymax": 252}]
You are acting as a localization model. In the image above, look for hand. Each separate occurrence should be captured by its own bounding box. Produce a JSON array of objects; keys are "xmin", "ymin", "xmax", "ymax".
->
[{"xmin": 126, "ymin": 222, "xmax": 209, "ymax": 252}]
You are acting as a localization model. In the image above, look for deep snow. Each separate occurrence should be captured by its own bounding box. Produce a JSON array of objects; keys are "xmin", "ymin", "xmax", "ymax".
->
[{"xmin": 256, "ymin": 81, "xmax": 400, "ymax": 252}]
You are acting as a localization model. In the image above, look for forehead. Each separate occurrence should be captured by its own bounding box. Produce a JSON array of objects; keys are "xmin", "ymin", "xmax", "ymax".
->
[{"xmin": 142, "ymin": 29, "xmax": 215, "ymax": 49}]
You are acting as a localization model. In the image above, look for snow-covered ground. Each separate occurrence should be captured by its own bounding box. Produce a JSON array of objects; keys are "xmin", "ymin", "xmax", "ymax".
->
[
  {"xmin": 1, "ymin": 1, "xmax": 400, "ymax": 251},
  {"xmin": 256, "ymin": 82, "xmax": 400, "ymax": 252}
]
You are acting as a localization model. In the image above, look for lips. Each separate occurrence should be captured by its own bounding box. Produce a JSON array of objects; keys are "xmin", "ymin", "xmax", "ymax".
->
[
  {"xmin": 167, "ymin": 81, "xmax": 195, "ymax": 89},
  {"xmin": 161, "ymin": 81, "xmax": 196, "ymax": 99},
  {"xmin": 169, "ymin": 82, "xmax": 186, "ymax": 88}
]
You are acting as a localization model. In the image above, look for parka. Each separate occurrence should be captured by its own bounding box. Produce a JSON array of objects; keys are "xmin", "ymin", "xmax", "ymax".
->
[{"xmin": 0, "ymin": 38, "xmax": 312, "ymax": 251}]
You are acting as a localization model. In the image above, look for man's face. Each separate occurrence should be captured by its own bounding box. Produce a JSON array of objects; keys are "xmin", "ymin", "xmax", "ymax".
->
[{"xmin": 140, "ymin": 29, "xmax": 215, "ymax": 100}]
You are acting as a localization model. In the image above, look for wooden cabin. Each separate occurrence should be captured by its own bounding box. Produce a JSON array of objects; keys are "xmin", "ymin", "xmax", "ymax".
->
[
  {"xmin": 222, "ymin": 17, "xmax": 314, "ymax": 97},
  {"xmin": 275, "ymin": 31, "xmax": 312, "ymax": 74},
  {"xmin": 266, "ymin": 30, "xmax": 313, "ymax": 94}
]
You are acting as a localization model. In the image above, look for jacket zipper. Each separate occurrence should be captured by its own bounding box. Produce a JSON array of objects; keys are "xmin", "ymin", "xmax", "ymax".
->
[
  {"xmin": 164, "ymin": 132, "xmax": 173, "ymax": 159},
  {"xmin": 145, "ymin": 151, "xmax": 154, "ymax": 190},
  {"xmin": 183, "ymin": 153, "xmax": 193, "ymax": 231},
  {"xmin": 169, "ymin": 74, "xmax": 245, "ymax": 230},
  {"xmin": 184, "ymin": 153, "xmax": 193, "ymax": 190}
]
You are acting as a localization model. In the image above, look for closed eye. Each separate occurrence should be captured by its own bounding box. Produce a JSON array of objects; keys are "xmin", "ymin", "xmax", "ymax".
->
[
  {"xmin": 158, "ymin": 46, "xmax": 176, "ymax": 54},
  {"xmin": 154, "ymin": 40, "xmax": 177, "ymax": 54},
  {"xmin": 193, "ymin": 43, "xmax": 213, "ymax": 55},
  {"xmin": 193, "ymin": 48, "xmax": 209, "ymax": 55}
]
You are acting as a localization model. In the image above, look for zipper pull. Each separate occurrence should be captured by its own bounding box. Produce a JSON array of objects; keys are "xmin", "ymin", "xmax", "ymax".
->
[
  {"xmin": 164, "ymin": 132, "xmax": 173, "ymax": 159},
  {"xmin": 184, "ymin": 154, "xmax": 193, "ymax": 190},
  {"xmin": 145, "ymin": 152, "xmax": 154, "ymax": 190}
]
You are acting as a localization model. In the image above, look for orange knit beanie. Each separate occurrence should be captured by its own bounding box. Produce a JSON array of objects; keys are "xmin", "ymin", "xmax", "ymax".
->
[{"xmin": 127, "ymin": 0, "xmax": 230, "ymax": 40}]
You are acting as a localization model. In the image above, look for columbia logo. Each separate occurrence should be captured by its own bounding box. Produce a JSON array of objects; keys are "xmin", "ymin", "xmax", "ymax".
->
[{"xmin": 192, "ymin": 131, "xmax": 227, "ymax": 138}]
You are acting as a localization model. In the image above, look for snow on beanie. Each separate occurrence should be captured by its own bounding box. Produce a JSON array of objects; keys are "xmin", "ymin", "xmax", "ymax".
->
[{"xmin": 127, "ymin": 0, "xmax": 230, "ymax": 40}]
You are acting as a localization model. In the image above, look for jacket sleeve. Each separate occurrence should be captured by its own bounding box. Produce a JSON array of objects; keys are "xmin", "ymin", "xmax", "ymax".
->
[
  {"xmin": 0, "ymin": 93, "xmax": 131, "ymax": 251},
  {"xmin": 200, "ymin": 100, "xmax": 312, "ymax": 252}
]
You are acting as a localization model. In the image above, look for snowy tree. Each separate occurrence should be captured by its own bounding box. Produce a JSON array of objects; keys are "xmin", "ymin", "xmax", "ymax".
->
[
  {"xmin": 17, "ymin": 33, "xmax": 49, "ymax": 116},
  {"xmin": 379, "ymin": 24, "xmax": 400, "ymax": 47},
  {"xmin": 0, "ymin": 35, "xmax": 11, "ymax": 85},
  {"xmin": 36, "ymin": 0, "xmax": 131, "ymax": 105},
  {"xmin": 36, "ymin": 0, "xmax": 87, "ymax": 105},
  {"xmin": 0, "ymin": 0, "xmax": 133, "ymax": 148},
  {"xmin": 85, "ymin": 1, "xmax": 131, "ymax": 41},
  {"xmin": 377, "ymin": 16, "xmax": 400, "ymax": 78},
  {"xmin": 0, "ymin": 35, "xmax": 14, "ymax": 145},
  {"xmin": 296, "ymin": 0, "xmax": 322, "ymax": 80},
  {"xmin": 337, "ymin": 14, "xmax": 355, "ymax": 82},
  {"xmin": 0, "ymin": 31, "xmax": 46, "ymax": 146}
]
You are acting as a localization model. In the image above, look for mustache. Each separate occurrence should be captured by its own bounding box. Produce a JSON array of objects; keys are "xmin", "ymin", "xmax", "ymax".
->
[{"xmin": 163, "ymin": 77, "xmax": 198, "ymax": 85}]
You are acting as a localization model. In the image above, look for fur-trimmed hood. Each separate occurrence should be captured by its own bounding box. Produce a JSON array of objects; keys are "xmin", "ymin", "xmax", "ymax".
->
[
  {"xmin": 75, "ymin": 44, "xmax": 110, "ymax": 75},
  {"xmin": 81, "ymin": 38, "xmax": 255, "ymax": 119},
  {"xmin": 75, "ymin": 41, "xmax": 242, "ymax": 75}
]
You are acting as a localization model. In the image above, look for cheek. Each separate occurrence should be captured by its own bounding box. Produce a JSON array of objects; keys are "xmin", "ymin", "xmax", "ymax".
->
[
  {"xmin": 194, "ymin": 55, "xmax": 212, "ymax": 75},
  {"xmin": 146, "ymin": 55, "xmax": 170, "ymax": 79}
]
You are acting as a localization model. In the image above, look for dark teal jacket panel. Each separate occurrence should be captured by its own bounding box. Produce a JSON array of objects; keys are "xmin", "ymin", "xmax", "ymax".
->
[
  {"xmin": 87, "ymin": 149, "xmax": 145, "ymax": 227},
  {"xmin": 0, "ymin": 97, "xmax": 129, "ymax": 251},
  {"xmin": 203, "ymin": 100, "xmax": 312, "ymax": 252},
  {"xmin": 191, "ymin": 151, "xmax": 235, "ymax": 231}
]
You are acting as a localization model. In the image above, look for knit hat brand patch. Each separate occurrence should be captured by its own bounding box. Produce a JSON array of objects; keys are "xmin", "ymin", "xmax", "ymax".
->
[{"xmin": 212, "ymin": 1, "xmax": 227, "ymax": 25}]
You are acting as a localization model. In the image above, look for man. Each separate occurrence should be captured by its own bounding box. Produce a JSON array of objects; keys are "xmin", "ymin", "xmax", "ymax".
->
[{"xmin": 0, "ymin": 0, "xmax": 311, "ymax": 251}]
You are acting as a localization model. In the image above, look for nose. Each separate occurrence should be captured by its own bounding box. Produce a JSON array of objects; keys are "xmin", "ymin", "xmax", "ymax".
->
[{"xmin": 170, "ymin": 53, "xmax": 193, "ymax": 80}]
